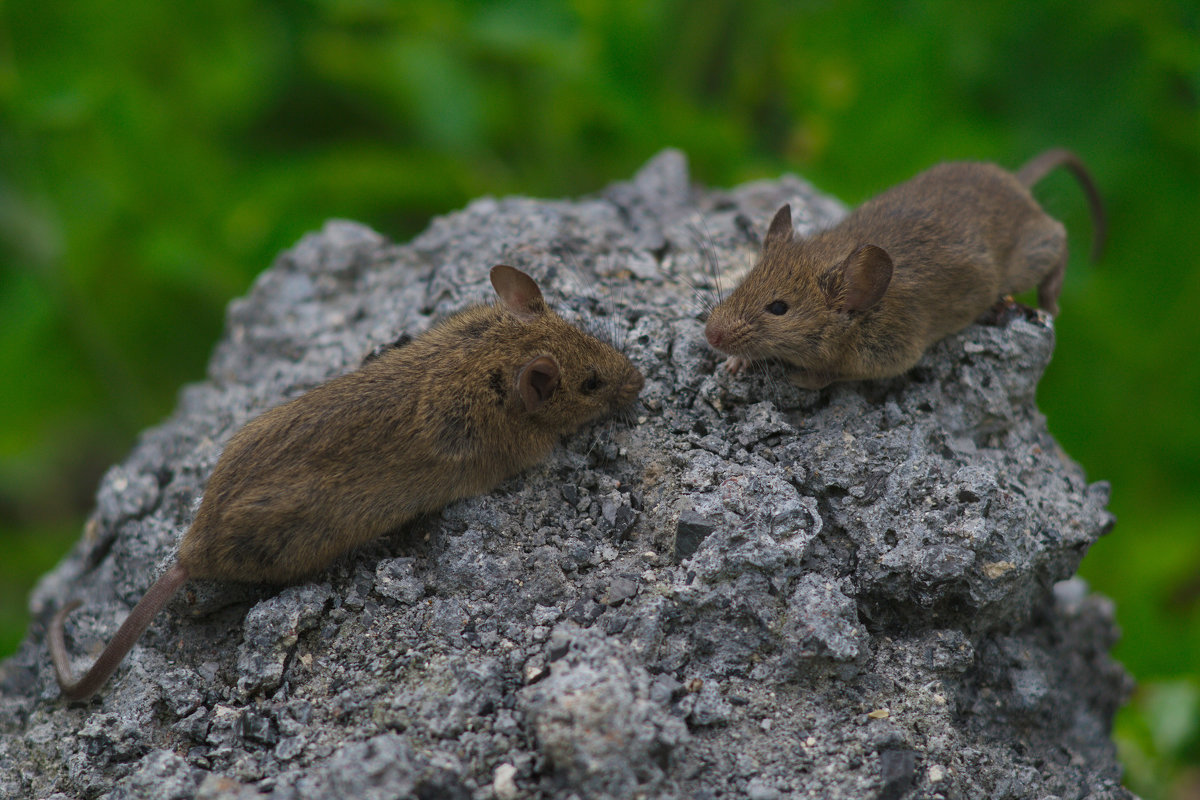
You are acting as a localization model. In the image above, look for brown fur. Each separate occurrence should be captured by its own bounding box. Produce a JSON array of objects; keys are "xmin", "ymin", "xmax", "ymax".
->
[
  {"xmin": 50, "ymin": 265, "xmax": 643, "ymax": 701},
  {"xmin": 704, "ymin": 150, "xmax": 1105, "ymax": 389}
]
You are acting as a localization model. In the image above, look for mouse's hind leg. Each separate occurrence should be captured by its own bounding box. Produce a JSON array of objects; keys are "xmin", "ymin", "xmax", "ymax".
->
[
  {"xmin": 1036, "ymin": 247, "xmax": 1068, "ymax": 316},
  {"xmin": 1005, "ymin": 216, "xmax": 1067, "ymax": 316}
]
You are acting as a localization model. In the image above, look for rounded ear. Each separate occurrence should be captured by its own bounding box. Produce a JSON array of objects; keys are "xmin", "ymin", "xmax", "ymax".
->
[
  {"xmin": 517, "ymin": 355, "xmax": 560, "ymax": 412},
  {"xmin": 764, "ymin": 205, "xmax": 794, "ymax": 250},
  {"xmin": 491, "ymin": 265, "xmax": 544, "ymax": 321},
  {"xmin": 839, "ymin": 244, "xmax": 893, "ymax": 313}
]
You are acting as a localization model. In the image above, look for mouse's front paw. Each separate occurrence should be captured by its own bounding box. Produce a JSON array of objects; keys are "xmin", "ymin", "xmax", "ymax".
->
[{"xmin": 723, "ymin": 356, "xmax": 751, "ymax": 375}]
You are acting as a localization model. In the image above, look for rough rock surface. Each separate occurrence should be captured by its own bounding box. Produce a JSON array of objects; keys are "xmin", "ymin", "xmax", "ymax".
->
[{"xmin": 1, "ymin": 150, "xmax": 1131, "ymax": 799}]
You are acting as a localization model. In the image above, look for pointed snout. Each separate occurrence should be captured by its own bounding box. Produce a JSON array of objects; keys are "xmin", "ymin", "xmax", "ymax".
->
[{"xmin": 705, "ymin": 317, "xmax": 727, "ymax": 351}]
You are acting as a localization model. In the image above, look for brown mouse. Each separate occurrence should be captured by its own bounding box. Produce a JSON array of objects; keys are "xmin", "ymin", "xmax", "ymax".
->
[
  {"xmin": 704, "ymin": 149, "xmax": 1105, "ymax": 389},
  {"xmin": 49, "ymin": 264, "xmax": 644, "ymax": 702}
]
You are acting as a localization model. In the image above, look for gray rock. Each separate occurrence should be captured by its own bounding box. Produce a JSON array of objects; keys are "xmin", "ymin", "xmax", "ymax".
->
[
  {"xmin": 519, "ymin": 627, "xmax": 688, "ymax": 798},
  {"xmin": 0, "ymin": 150, "xmax": 1130, "ymax": 799}
]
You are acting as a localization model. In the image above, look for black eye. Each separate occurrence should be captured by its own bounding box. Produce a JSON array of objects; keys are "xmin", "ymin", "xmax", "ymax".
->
[
  {"xmin": 581, "ymin": 374, "xmax": 603, "ymax": 394},
  {"xmin": 766, "ymin": 300, "xmax": 788, "ymax": 315}
]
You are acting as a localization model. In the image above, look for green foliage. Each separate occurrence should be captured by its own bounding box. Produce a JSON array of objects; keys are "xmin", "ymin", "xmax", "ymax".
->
[
  {"xmin": 1118, "ymin": 679, "xmax": 1200, "ymax": 799},
  {"xmin": 2, "ymin": 0, "xmax": 1197, "ymax": 795}
]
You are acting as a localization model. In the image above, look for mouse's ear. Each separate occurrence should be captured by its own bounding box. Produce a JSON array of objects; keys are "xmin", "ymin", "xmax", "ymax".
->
[
  {"xmin": 764, "ymin": 205, "xmax": 794, "ymax": 250},
  {"xmin": 491, "ymin": 265, "xmax": 545, "ymax": 321},
  {"xmin": 517, "ymin": 355, "xmax": 560, "ymax": 412},
  {"xmin": 839, "ymin": 245, "xmax": 893, "ymax": 313}
]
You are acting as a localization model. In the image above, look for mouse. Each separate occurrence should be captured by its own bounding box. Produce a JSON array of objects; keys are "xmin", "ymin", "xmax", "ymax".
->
[
  {"xmin": 703, "ymin": 148, "xmax": 1105, "ymax": 389},
  {"xmin": 49, "ymin": 264, "xmax": 644, "ymax": 702}
]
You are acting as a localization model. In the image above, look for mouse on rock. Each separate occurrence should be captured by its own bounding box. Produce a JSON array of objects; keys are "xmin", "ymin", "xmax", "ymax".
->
[
  {"xmin": 49, "ymin": 264, "xmax": 644, "ymax": 702},
  {"xmin": 704, "ymin": 148, "xmax": 1106, "ymax": 389}
]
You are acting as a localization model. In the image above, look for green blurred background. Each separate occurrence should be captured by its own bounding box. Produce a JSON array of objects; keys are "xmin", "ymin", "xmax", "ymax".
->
[{"xmin": 1, "ymin": 0, "xmax": 1197, "ymax": 795}]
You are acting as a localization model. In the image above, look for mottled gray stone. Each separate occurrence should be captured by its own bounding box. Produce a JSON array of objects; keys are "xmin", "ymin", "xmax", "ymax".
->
[
  {"xmin": 519, "ymin": 627, "xmax": 688, "ymax": 798},
  {"xmin": 0, "ymin": 150, "xmax": 1130, "ymax": 799},
  {"xmin": 108, "ymin": 750, "xmax": 201, "ymax": 800},
  {"xmin": 236, "ymin": 584, "xmax": 332, "ymax": 701}
]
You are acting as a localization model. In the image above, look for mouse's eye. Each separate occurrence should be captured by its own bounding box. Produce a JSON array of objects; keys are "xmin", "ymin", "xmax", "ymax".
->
[
  {"xmin": 581, "ymin": 373, "xmax": 603, "ymax": 395},
  {"xmin": 766, "ymin": 300, "xmax": 789, "ymax": 315}
]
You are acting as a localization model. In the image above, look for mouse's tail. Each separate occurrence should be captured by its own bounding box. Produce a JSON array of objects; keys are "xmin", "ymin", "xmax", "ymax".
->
[
  {"xmin": 49, "ymin": 562, "xmax": 190, "ymax": 702},
  {"xmin": 1016, "ymin": 148, "xmax": 1107, "ymax": 262}
]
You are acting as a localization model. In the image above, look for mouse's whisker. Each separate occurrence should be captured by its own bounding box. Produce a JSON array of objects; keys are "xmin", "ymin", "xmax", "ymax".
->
[
  {"xmin": 681, "ymin": 222, "xmax": 725, "ymax": 317},
  {"xmin": 693, "ymin": 220, "xmax": 725, "ymax": 302}
]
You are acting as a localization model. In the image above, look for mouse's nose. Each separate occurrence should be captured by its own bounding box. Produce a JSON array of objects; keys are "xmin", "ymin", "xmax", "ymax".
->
[{"xmin": 704, "ymin": 318, "xmax": 726, "ymax": 349}]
